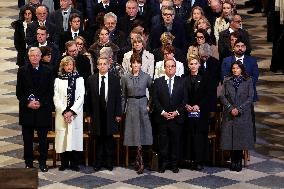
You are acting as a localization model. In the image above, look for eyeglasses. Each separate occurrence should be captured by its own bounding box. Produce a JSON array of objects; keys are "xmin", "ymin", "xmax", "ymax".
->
[
  {"xmin": 163, "ymin": 13, "xmax": 173, "ymax": 16},
  {"xmin": 76, "ymin": 43, "xmax": 83, "ymax": 45},
  {"xmin": 233, "ymin": 20, "xmax": 242, "ymax": 23},
  {"xmin": 196, "ymin": 36, "xmax": 205, "ymax": 40},
  {"xmin": 165, "ymin": 65, "xmax": 176, "ymax": 68}
]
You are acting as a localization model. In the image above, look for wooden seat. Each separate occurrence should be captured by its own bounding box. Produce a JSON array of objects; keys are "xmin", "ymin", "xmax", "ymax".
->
[{"xmin": 208, "ymin": 111, "xmax": 219, "ymax": 166}]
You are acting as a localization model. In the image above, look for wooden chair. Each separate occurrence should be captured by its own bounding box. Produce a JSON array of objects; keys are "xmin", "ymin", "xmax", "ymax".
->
[
  {"xmin": 113, "ymin": 123, "xmax": 122, "ymax": 166},
  {"xmin": 208, "ymin": 112, "xmax": 218, "ymax": 166},
  {"xmin": 33, "ymin": 112, "xmax": 57, "ymax": 167},
  {"xmin": 243, "ymin": 150, "xmax": 250, "ymax": 167}
]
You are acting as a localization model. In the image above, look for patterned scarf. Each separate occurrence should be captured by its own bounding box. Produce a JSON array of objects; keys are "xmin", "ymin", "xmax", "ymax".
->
[
  {"xmin": 59, "ymin": 71, "xmax": 80, "ymax": 108},
  {"xmin": 232, "ymin": 76, "xmax": 243, "ymax": 90}
]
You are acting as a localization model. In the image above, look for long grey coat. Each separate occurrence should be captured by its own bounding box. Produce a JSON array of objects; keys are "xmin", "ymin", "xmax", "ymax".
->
[
  {"xmin": 121, "ymin": 71, "xmax": 153, "ymax": 146},
  {"xmin": 220, "ymin": 76, "xmax": 254, "ymax": 150}
]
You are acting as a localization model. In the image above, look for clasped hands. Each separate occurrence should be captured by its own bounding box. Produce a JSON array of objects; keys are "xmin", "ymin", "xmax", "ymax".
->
[
  {"xmin": 27, "ymin": 100, "xmax": 40, "ymax": 109},
  {"xmin": 185, "ymin": 104, "xmax": 200, "ymax": 112},
  {"xmin": 231, "ymin": 108, "xmax": 239, "ymax": 117},
  {"xmin": 162, "ymin": 111, "xmax": 178, "ymax": 120},
  {"xmin": 63, "ymin": 111, "xmax": 73, "ymax": 124}
]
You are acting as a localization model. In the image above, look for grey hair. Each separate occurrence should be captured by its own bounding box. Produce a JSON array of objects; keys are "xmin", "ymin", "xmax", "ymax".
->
[
  {"xmin": 28, "ymin": 47, "xmax": 42, "ymax": 56},
  {"xmin": 100, "ymin": 47, "xmax": 113, "ymax": 58},
  {"xmin": 198, "ymin": 43, "xmax": 212, "ymax": 57},
  {"xmin": 104, "ymin": 12, "xmax": 117, "ymax": 23},
  {"xmin": 162, "ymin": 6, "xmax": 175, "ymax": 15}
]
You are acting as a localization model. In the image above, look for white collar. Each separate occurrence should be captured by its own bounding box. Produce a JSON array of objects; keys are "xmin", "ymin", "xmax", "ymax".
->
[
  {"xmin": 99, "ymin": 72, "xmax": 108, "ymax": 79},
  {"xmin": 39, "ymin": 41, "xmax": 48, "ymax": 47},
  {"xmin": 164, "ymin": 74, "xmax": 175, "ymax": 81}
]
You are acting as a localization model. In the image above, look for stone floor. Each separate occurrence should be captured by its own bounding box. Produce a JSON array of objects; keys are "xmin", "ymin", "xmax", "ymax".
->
[{"xmin": 0, "ymin": 0, "xmax": 284, "ymax": 188}]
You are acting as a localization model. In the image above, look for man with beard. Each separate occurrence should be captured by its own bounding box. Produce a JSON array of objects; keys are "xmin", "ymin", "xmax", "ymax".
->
[
  {"xmin": 221, "ymin": 38, "xmax": 259, "ymax": 101},
  {"xmin": 221, "ymin": 39, "xmax": 259, "ymax": 141},
  {"xmin": 218, "ymin": 13, "xmax": 251, "ymax": 62}
]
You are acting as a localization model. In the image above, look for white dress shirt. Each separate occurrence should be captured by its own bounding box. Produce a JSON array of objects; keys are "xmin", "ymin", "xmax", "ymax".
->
[{"xmin": 99, "ymin": 72, "xmax": 108, "ymax": 102}]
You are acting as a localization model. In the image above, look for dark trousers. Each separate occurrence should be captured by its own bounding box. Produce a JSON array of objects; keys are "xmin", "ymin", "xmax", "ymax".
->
[
  {"xmin": 60, "ymin": 151, "xmax": 81, "ymax": 167},
  {"xmin": 22, "ymin": 126, "xmax": 49, "ymax": 166},
  {"xmin": 158, "ymin": 122, "xmax": 181, "ymax": 167},
  {"xmin": 231, "ymin": 150, "xmax": 243, "ymax": 163},
  {"xmin": 94, "ymin": 135, "xmax": 114, "ymax": 167},
  {"xmin": 186, "ymin": 132, "xmax": 209, "ymax": 163}
]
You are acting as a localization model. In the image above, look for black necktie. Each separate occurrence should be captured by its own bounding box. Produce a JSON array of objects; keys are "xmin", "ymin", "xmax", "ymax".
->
[
  {"xmin": 168, "ymin": 78, "xmax": 172, "ymax": 95},
  {"xmin": 100, "ymin": 76, "xmax": 106, "ymax": 108},
  {"xmin": 139, "ymin": 6, "xmax": 143, "ymax": 15}
]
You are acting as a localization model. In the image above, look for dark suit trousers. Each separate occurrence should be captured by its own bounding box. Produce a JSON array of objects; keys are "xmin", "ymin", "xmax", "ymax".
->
[
  {"xmin": 22, "ymin": 126, "xmax": 49, "ymax": 165},
  {"xmin": 158, "ymin": 122, "xmax": 181, "ymax": 167},
  {"xmin": 60, "ymin": 151, "xmax": 81, "ymax": 167},
  {"xmin": 94, "ymin": 135, "xmax": 114, "ymax": 167}
]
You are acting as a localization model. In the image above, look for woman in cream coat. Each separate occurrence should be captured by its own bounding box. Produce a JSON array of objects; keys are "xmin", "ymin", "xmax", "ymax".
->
[
  {"xmin": 54, "ymin": 56, "xmax": 85, "ymax": 171},
  {"xmin": 122, "ymin": 34, "xmax": 155, "ymax": 78}
]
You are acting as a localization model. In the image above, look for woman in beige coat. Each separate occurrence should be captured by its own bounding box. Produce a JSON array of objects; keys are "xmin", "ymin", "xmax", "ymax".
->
[
  {"xmin": 122, "ymin": 34, "xmax": 155, "ymax": 78},
  {"xmin": 54, "ymin": 56, "xmax": 85, "ymax": 171}
]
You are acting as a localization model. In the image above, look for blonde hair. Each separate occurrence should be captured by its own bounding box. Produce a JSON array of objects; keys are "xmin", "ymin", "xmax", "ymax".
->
[
  {"xmin": 58, "ymin": 56, "xmax": 76, "ymax": 75},
  {"xmin": 132, "ymin": 33, "xmax": 145, "ymax": 49},
  {"xmin": 187, "ymin": 54, "xmax": 201, "ymax": 64},
  {"xmin": 160, "ymin": 32, "xmax": 175, "ymax": 45}
]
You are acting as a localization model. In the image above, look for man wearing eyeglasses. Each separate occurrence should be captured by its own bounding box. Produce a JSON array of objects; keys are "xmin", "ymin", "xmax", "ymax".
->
[
  {"xmin": 150, "ymin": 6, "xmax": 186, "ymax": 52},
  {"xmin": 218, "ymin": 13, "xmax": 251, "ymax": 62},
  {"xmin": 153, "ymin": 58, "xmax": 185, "ymax": 173}
]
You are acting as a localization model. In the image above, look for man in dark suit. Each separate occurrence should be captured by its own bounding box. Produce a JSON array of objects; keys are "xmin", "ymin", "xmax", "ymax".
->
[
  {"xmin": 153, "ymin": 59, "xmax": 185, "ymax": 173},
  {"xmin": 93, "ymin": 0, "xmax": 119, "ymax": 22},
  {"xmin": 221, "ymin": 39, "xmax": 259, "ymax": 102},
  {"xmin": 16, "ymin": 47, "xmax": 54, "ymax": 172},
  {"xmin": 173, "ymin": 0, "xmax": 191, "ymax": 21},
  {"xmin": 218, "ymin": 13, "xmax": 252, "ymax": 61},
  {"xmin": 26, "ymin": 5, "xmax": 56, "ymax": 45},
  {"xmin": 137, "ymin": 0, "xmax": 154, "ymax": 27},
  {"xmin": 49, "ymin": 0, "xmax": 82, "ymax": 39},
  {"xmin": 62, "ymin": 41, "xmax": 92, "ymax": 82},
  {"xmin": 28, "ymin": 26, "xmax": 60, "ymax": 69},
  {"xmin": 86, "ymin": 57, "xmax": 122, "ymax": 171},
  {"xmin": 57, "ymin": 13, "xmax": 89, "ymax": 54},
  {"xmin": 150, "ymin": 6, "xmax": 186, "ymax": 52},
  {"xmin": 117, "ymin": 0, "xmax": 145, "ymax": 37}
]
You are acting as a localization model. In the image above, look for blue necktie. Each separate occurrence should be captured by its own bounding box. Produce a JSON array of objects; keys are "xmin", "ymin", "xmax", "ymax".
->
[{"xmin": 168, "ymin": 78, "xmax": 172, "ymax": 95}]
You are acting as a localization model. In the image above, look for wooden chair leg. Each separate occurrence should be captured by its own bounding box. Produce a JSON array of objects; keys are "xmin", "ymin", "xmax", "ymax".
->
[
  {"xmin": 243, "ymin": 150, "xmax": 249, "ymax": 167},
  {"xmin": 116, "ymin": 139, "xmax": 120, "ymax": 166},
  {"xmin": 85, "ymin": 141, "xmax": 89, "ymax": 166},
  {"xmin": 52, "ymin": 142, "xmax": 56, "ymax": 167},
  {"xmin": 125, "ymin": 146, "xmax": 129, "ymax": 167},
  {"xmin": 212, "ymin": 139, "xmax": 216, "ymax": 166}
]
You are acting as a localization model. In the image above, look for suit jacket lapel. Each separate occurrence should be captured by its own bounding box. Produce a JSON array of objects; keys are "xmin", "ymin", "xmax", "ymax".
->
[{"xmin": 161, "ymin": 77, "xmax": 170, "ymax": 98}]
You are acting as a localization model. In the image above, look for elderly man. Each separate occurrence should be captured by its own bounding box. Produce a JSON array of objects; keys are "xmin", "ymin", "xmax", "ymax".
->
[
  {"xmin": 218, "ymin": 13, "xmax": 251, "ymax": 61},
  {"xmin": 16, "ymin": 47, "xmax": 54, "ymax": 172},
  {"xmin": 26, "ymin": 5, "xmax": 56, "ymax": 45},
  {"xmin": 118, "ymin": 0, "xmax": 145, "ymax": 36}
]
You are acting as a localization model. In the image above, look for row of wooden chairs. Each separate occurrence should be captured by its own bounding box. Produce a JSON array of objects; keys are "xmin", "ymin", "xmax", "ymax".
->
[{"xmin": 33, "ymin": 107, "xmax": 249, "ymax": 168}]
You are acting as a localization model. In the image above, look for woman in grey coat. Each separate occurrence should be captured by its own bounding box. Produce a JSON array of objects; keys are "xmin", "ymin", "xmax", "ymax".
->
[
  {"xmin": 121, "ymin": 53, "xmax": 153, "ymax": 174},
  {"xmin": 220, "ymin": 61, "xmax": 254, "ymax": 172}
]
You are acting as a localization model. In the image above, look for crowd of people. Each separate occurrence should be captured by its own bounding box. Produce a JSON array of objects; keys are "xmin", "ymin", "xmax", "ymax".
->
[{"xmin": 14, "ymin": 0, "xmax": 267, "ymax": 175}]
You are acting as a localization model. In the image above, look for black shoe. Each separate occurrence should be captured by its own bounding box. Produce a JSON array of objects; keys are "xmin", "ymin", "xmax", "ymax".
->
[
  {"xmin": 192, "ymin": 163, "xmax": 204, "ymax": 171},
  {"xmin": 230, "ymin": 162, "xmax": 236, "ymax": 171},
  {"xmin": 105, "ymin": 165, "xmax": 113, "ymax": 171},
  {"xmin": 159, "ymin": 165, "xmax": 166, "ymax": 173},
  {"xmin": 172, "ymin": 166, "xmax": 179, "ymax": 173},
  {"xmin": 58, "ymin": 165, "xmax": 67, "ymax": 171},
  {"xmin": 70, "ymin": 165, "xmax": 80, "ymax": 172},
  {"xmin": 25, "ymin": 164, "xmax": 34, "ymax": 169},
  {"xmin": 247, "ymin": 8, "xmax": 262, "ymax": 14},
  {"xmin": 93, "ymin": 166, "xmax": 102, "ymax": 172},
  {"xmin": 39, "ymin": 164, "xmax": 48, "ymax": 172},
  {"xmin": 235, "ymin": 161, "xmax": 242, "ymax": 172}
]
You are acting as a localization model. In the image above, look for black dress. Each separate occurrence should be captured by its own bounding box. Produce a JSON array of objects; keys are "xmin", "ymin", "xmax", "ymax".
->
[{"xmin": 184, "ymin": 73, "xmax": 211, "ymax": 163}]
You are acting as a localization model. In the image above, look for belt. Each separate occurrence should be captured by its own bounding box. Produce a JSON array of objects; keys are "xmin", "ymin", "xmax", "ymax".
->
[{"xmin": 127, "ymin": 95, "xmax": 146, "ymax": 99}]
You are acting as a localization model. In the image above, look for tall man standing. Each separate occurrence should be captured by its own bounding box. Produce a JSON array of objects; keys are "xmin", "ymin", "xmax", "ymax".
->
[
  {"xmin": 86, "ymin": 57, "xmax": 122, "ymax": 171},
  {"xmin": 16, "ymin": 47, "xmax": 54, "ymax": 172},
  {"xmin": 153, "ymin": 59, "xmax": 185, "ymax": 173}
]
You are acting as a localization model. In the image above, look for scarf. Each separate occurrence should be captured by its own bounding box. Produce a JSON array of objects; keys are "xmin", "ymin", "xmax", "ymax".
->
[
  {"xmin": 59, "ymin": 71, "xmax": 80, "ymax": 108},
  {"xmin": 232, "ymin": 76, "xmax": 243, "ymax": 90}
]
